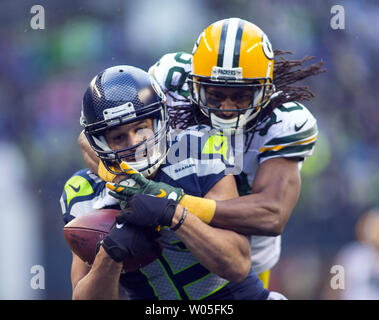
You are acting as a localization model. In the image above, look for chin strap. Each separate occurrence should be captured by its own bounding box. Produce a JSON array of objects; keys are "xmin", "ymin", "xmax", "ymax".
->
[{"xmin": 98, "ymin": 161, "xmax": 119, "ymax": 182}]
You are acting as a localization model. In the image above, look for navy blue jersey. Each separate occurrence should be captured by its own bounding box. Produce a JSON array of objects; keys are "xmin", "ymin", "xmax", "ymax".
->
[{"xmin": 60, "ymin": 128, "xmax": 269, "ymax": 300}]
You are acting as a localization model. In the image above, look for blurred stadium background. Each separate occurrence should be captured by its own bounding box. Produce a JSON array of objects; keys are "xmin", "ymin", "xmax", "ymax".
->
[{"xmin": 1, "ymin": 0, "xmax": 378, "ymax": 299}]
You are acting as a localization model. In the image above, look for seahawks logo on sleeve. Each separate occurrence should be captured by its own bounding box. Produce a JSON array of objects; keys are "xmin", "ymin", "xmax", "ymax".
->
[
  {"xmin": 60, "ymin": 169, "xmax": 107, "ymax": 224},
  {"xmin": 257, "ymin": 102, "xmax": 318, "ymax": 162}
]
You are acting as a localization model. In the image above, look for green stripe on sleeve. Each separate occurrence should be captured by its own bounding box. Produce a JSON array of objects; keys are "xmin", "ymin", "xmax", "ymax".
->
[
  {"xmin": 265, "ymin": 124, "xmax": 318, "ymax": 146},
  {"xmin": 259, "ymin": 142, "xmax": 316, "ymax": 160}
]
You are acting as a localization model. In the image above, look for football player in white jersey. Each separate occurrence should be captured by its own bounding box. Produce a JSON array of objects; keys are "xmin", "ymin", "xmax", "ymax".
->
[{"xmin": 79, "ymin": 18, "xmax": 324, "ymax": 289}]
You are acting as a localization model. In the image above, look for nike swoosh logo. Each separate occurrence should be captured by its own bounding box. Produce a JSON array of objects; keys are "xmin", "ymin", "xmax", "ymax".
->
[
  {"xmin": 214, "ymin": 141, "xmax": 224, "ymax": 151},
  {"xmin": 68, "ymin": 184, "xmax": 80, "ymax": 193},
  {"xmin": 156, "ymin": 189, "xmax": 167, "ymax": 198},
  {"xmin": 116, "ymin": 223, "xmax": 124, "ymax": 229},
  {"xmin": 295, "ymin": 119, "xmax": 308, "ymax": 132},
  {"xmin": 167, "ymin": 192, "xmax": 178, "ymax": 201}
]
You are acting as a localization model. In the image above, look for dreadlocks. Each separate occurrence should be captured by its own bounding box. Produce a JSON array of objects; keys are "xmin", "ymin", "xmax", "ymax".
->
[
  {"xmin": 267, "ymin": 49, "xmax": 326, "ymax": 114},
  {"xmin": 168, "ymin": 50, "xmax": 326, "ymax": 130}
]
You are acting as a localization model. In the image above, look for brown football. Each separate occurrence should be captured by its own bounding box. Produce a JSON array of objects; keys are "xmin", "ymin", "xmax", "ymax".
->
[{"xmin": 63, "ymin": 208, "xmax": 162, "ymax": 272}]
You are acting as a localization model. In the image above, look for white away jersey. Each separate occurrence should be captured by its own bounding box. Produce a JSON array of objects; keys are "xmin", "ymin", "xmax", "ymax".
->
[
  {"xmin": 150, "ymin": 52, "xmax": 318, "ymax": 274},
  {"xmin": 238, "ymin": 102, "xmax": 317, "ymax": 273}
]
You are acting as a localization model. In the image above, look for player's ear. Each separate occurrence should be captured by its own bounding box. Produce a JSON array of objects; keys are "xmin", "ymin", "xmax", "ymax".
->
[{"xmin": 78, "ymin": 130, "xmax": 100, "ymax": 174}]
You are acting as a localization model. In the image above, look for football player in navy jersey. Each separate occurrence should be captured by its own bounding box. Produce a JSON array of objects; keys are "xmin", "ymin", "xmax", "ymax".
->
[
  {"xmin": 78, "ymin": 18, "xmax": 324, "ymax": 290},
  {"xmin": 62, "ymin": 65, "xmax": 280, "ymax": 300}
]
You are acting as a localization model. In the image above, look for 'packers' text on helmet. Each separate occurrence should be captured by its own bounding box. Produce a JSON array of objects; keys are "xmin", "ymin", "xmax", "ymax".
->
[
  {"xmin": 80, "ymin": 65, "xmax": 170, "ymax": 177},
  {"xmin": 188, "ymin": 18, "xmax": 276, "ymax": 133}
]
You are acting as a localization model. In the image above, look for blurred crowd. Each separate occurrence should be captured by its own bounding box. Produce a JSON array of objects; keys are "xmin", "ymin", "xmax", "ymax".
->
[{"xmin": 1, "ymin": 0, "xmax": 378, "ymax": 299}]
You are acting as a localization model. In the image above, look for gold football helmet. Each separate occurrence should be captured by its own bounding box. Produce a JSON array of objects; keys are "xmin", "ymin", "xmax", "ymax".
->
[{"xmin": 188, "ymin": 18, "xmax": 276, "ymax": 132}]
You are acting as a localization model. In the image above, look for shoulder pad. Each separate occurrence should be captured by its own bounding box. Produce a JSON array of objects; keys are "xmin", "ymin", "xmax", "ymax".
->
[
  {"xmin": 258, "ymin": 102, "xmax": 318, "ymax": 162},
  {"xmin": 60, "ymin": 169, "xmax": 106, "ymax": 223},
  {"xmin": 149, "ymin": 52, "xmax": 192, "ymax": 106}
]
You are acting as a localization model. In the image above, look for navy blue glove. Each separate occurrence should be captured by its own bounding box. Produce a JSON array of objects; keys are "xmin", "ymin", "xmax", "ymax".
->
[
  {"xmin": 117, "ymin": 194, "xmax": 178, "ymax": 228},
  {"xmin": 100, "ymin": 222, "xmax": 159, "ymax": 263}
]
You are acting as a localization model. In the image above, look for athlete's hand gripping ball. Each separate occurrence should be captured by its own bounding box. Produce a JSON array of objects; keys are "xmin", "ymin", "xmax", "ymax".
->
[
  {"xmin": 100, "ymin": 222, "xmax": 160, "ymax": 263},
  {"xmin": 115, "ymin": 194, "xmax": 178, "ymax": 229}
]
